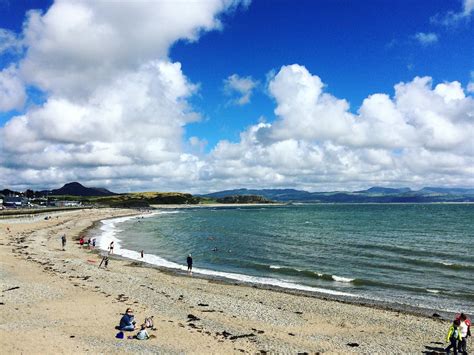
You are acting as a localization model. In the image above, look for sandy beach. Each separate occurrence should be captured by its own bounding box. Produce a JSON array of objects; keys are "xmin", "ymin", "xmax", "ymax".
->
[{"xmin": 0, "ymin": 208, "xmax": 467, "ymax": 353}]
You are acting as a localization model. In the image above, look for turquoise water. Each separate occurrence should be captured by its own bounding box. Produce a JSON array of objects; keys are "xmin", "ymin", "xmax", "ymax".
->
[{"xmin": 107, "ymin": 204, "xmax": 474, "ymax": 313}]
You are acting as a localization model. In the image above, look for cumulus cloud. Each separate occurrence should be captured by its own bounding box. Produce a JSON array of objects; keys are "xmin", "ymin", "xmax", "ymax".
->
[
  {"xmin": 0, "ymin": 28, "xmax": 22, "ymax": 55},
  {"xmin": 0, "ymin": 0, "xmax": 249, "ymax": 190},
  {"xmin": 204, "ymin": 65, "xmax": 474, "ymax": 191},
  {"xmin": 19, "ymin": 0, "xmax": 246, "ymax": 99},
  {"xmin": 1, "ymin": 1, "xmax": 473, "ymax": 192},
  {"xmin": 413, "ymin": 32, "xmax": 438, "ymax": 46},
  {"xmin": 223, "ymin": 74, "xmax": 258, "ymax": 105},
  {"xmin": 468, "ymin": 71, "xmax": 474, "ymax": 93},
  {"xmin": 0, "ymin": 66, "xmax": 26, "ymax": 112}
]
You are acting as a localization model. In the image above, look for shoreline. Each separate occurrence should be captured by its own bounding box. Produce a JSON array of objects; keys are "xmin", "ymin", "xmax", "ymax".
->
[
  {"xmin": 91, "ymin": 211, "xmax": 461, "ymax": 321},
  {"xmin": 0, "ymin": 208, "xmax": 465, "ymax": 353}
]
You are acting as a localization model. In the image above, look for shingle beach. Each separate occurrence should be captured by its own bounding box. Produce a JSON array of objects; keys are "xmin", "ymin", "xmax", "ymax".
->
[{"xmin": 0, "ymin": 208, "xmax": 466, "ymax": 353}]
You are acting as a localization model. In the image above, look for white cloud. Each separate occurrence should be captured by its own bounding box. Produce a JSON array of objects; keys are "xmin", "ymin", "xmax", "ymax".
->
[
  {"xmin": 1, "ymin": 2, "xmax": 473, "ymax": 193},
  {"xmin": 468, "ymin": 71, "xmax": 474, "ymax": 93},
  {"xmin": 0, "ymin": 28, "xmax": 22, "ymax": 55},
  {"xmin": 19, "ymin": 0, "xmax": 247, "ymax": 98},
  {"xmin": 0, "ymin": 0, "xmax": 249, "ymax": 191},
  {"xmin": 224, "ymin": 74, "xmax": 258, "ymax": 105},
  {"xmin": 0, "ymin": 66, "xmax": 26, "ymax": 111},
  {"xmin": 413, "ymin": 32, "xmax": 438, "ymax": 46},
  {"xmin": 431, "ymin": 0, "xmax": 474, "ymax": 26},
  {"xmin": 463, "ymin": 0, "xmax": 474, "ymax": 15},
  {"xmin": 204, "ymin": 65, "xmax": 474, "ymax": 191}
]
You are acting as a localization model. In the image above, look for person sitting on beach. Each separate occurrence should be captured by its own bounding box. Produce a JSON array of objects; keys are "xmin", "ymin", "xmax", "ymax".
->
[
  {"xmin": 136, "ymin": 324, "xmax": 150, "ymax": 340},
  {"xmin": 445, "ymin": 319, "xmax": 462, "ymax": 354},
  {"xmin": 79, "ymin": 237, "xmax": 84, "ymax": 246},
  {"xmin": 119, "ymin": 308, "xmax": 136, "ymax": 331}
]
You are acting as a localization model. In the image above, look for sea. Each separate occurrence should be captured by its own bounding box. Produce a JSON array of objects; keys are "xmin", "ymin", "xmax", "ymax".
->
[{"xmin": 95, "ymin": 203, "xmax": 474, "ymax": 314}]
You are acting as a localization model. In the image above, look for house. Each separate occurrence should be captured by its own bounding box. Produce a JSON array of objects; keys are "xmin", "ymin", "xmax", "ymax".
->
[
  {"xmin": 51, "ymin": 200, "xmax": 82, "ymax": 207},
  {"xmin": 3, "ymin": 196, "xmax": 28, "ymax": 208}
]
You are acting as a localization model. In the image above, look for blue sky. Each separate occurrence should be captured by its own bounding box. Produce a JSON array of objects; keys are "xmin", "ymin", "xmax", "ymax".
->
[
  {"xmin": 170, "ymin": 0, "xmax": 473, "ymax": 147},
  {"xmin": 0, "ymin": 0, "xmax": 473, "ymax": 192}
]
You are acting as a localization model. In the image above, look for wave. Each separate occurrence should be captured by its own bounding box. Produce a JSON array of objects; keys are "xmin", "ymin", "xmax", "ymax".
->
[
  {"xmin": 348, "ymin": 242, "xmax": 462, "ymax": 260},
  {"xmin": 97, "ymin": 216, "xmax": 358, "ymax": 298},
  {"xmin": 262, "ymin": 264, "xmax": 353, "ymax": 283},
  {"xmin": 399, "ymin": 257, "xmax": 474, "ymax": 272},
  {"xmin": 332, "ymin": 275, "xmax": 354, "ymax": 283}
]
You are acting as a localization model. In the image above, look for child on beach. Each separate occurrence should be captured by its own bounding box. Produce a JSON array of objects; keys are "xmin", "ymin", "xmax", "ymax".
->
[
  {"xmin": 136, "ymin": 324, "xmax": 150, "ymax": 340},
  {"xmin": 445, "ymin": 319, "xmax": 462, "ymax": 354}
]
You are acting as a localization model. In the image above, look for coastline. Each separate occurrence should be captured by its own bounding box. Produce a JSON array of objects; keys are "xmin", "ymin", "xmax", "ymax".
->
[
  {"xmin": 0, "ymin": 208, "xmax": 463, "ymax": 353},
  {"xmin": 94, "ymin": 212, "xmax": 455, "ymax": 321}
]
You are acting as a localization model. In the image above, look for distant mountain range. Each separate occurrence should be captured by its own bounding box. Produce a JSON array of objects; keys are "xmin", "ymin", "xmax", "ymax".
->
[
  {"xmin": 201, "ymin": 186, "xmax": 474, "ymax": 203},
  {"xmin": 2, "ymin": 182, "xmax": 474, "ymax": 204}
]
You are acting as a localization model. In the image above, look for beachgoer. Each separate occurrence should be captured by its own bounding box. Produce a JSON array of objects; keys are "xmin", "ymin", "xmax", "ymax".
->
[
  {"xmin": 109, "ymin": 241, "xmax": 114, "ymax": 254},
  {"xmin": 457, "ymin": 313, "xmax": 471, "ymax": 354},
  {"xmin": 119, "ymin": 308, "xmax": 136, "ymax": 331},
  {"xmin": 92, "ymin": 238, "xmax": 96, "ymax": 248},
  {"xmin": 136, "ymin": 324, "xmax": 150, "ymax": 340},
  {"xmin": 87, "ymin": 238, "xmax": 91, "ymax": 247},
  {"xmin": 187, "ymin": 254, "xmax": 193, "ymax": 274},
  {"xmin": 445, "ymin": 319, "xmax": 462, "ymax": 354},
  {"xmin": 79, "ymin": 237, "xmax": 84, "ymax": 246},
  {"xmin": 61, "ymin": 234, "xmax": 66, "ymax": 250},
  {"xmin": 141, "ymin": 250, "xmax": 144, "ymax": 258}
]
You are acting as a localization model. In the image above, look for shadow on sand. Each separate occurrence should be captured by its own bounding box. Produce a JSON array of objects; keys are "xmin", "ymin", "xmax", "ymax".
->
[{"xmin": 422, "ymin": 341, "xmax": 445, "ymax": 354}]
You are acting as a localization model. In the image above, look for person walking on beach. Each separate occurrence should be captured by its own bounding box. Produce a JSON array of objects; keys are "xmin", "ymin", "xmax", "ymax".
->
[
  {"xmin": 141, "ymin": 250, "xmax": 144, "ymax": 258},
  {"xmin": 109, "ymin": 241, "xmax": 114, "ymax": 254},
  {"xmin": 457, "ymin": 313, "xmax": 471, "ymax": 354},
  {"xmin": 99, "ymin": 255, "xmax": 109, "ymax": 269},
  {"xmin": 61, "ymin": 234, "xmax": 66, "ymax": 251},
  {"xmin": 445, "ymin": 319, "xmax": 462, "ymax": 354},
  {"xmin": 187, "ymin": 254, "xmax": 193, "ymax": 275}
]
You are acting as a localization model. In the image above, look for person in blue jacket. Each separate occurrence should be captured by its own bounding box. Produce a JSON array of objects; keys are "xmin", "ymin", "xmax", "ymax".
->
[{"xmin": 119, "ymin": 308, "xmax": 136, "ymax": 331}]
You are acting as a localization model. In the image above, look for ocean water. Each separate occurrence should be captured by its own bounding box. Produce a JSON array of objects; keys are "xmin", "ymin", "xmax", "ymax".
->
[{"xmin": 97, "ymin": 204, "xmax": 474, "ymax": 313}]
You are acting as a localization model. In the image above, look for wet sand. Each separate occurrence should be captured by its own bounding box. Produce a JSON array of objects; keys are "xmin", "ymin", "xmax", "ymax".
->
[{"xmin": 0, "ymin": 208, "xmax": 464, "ymax": 353}]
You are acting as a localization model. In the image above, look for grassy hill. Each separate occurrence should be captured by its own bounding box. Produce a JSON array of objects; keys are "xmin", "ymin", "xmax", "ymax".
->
[{"xmin": 49, "ymin": 192, "xmax": 204, "ymax": 208}]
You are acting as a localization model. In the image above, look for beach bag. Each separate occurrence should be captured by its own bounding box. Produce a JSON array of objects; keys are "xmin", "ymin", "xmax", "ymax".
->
[
  {"xmin": 145, "ymin": 316, "xmax": 154, "ymax": 328},
  {"xmin": 115, "ymin": 331, "xmax": 124, "ymax": 339}
]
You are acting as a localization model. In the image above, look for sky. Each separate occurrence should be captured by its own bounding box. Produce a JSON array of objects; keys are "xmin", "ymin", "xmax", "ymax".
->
[{"xmin": 0, "ymin": 0, "xmax": 473, "ymax": 193}]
